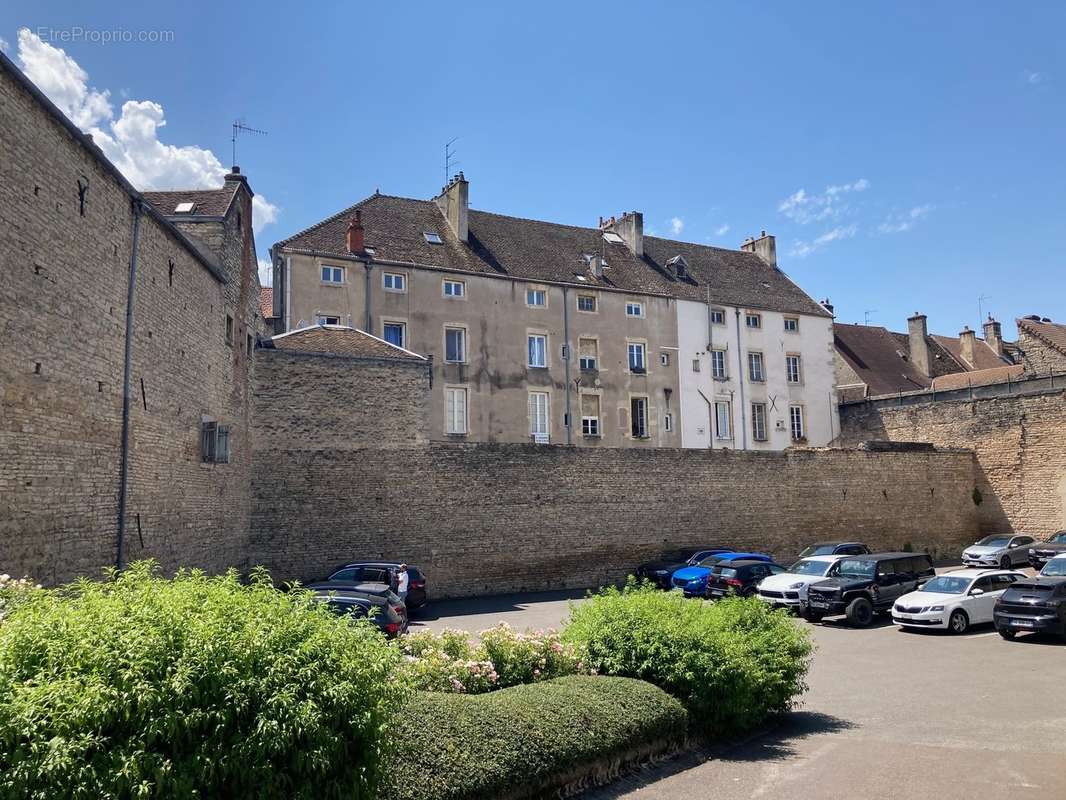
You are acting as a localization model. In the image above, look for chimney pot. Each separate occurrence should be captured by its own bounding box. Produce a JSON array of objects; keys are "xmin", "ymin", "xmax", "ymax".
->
[
  {"xmin": 346, "ymin": 212, "xmax": 366, "ymax": 255},
  {"xmin": 434, "ymin": 172, "xmax": 469, "ymax": 242}
]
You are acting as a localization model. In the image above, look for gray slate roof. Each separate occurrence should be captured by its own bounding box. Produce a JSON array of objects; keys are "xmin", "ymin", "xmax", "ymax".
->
[
  {"xmin": 143, "ymin": 186, "xmax": 239, "ymax": 218},
  {"xmin": 275, "ymin": 194, "xmax": 829, "ymax": 317}
]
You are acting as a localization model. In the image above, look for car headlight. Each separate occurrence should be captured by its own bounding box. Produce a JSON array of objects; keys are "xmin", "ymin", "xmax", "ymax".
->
[
  {"xmin": 1029, "ymin": 549, "xmax": 1036, "ymax": 555},
  {"xmin": 655, "ymin": 570, "xmax": 667, "ymax": 575},
  {"xmin": 788, "ymin": 582, "xmax": 805, "ymax": 590},
  {"xmin": 928, "ymin": 605, "xmax": 944, "ymax": 612}
]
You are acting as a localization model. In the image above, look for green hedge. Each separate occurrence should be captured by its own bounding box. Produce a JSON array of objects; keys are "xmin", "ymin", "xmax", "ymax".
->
[
  {"xmin": 0, "ymin": 562, "xmax": 405, "ymax": 800},
  {"xmin": 382, "ymin": 676, "xmax": 687, "ymax": 800},
  {"xmin": 563, "ymin": 582, "xmax": 812, "ymax": 737}
]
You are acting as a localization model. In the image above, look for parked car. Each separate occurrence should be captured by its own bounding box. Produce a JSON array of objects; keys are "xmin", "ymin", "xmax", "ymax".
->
[
  {"xmin": 960, "ymin": 534, "xmax": 1037, "ymax": 569},
  {"xmin": 305, "ymin": 580, "xmax": 409, "ymax": 627},
  {"xmin": 993, "ymin": 576, "xmax": 1066, "ymax": 640},
  {"xmin": 892, "ymin": 569, "xmax": 1025, "ymax": 634},
  {"xmin": 323, "ymin": 562, "xmax": 428, "ymax": 609},
  {"xmin": 670, "ymin": 552, "xmax": 773, "ymax": 597},
  {"xmin": 804, "ymin": 552, "xmax": 936, "ymax": 627},
  {"xmin": 635, "ymin": 547, "xmax": 734, "ymax": 589},
  {"xmin": 706, "ymin": 560, "xmax": 788, "ymax": 598},
  {"xmin": 757, "ymin": 555, "xmax": 847, "ymax": 610},
  {"xmin": 1027, "ymin": 532, "xmax": 1066, "ymax": 569},
  {"xmin": 795, "ymin": 541, "xmax": 869, "ymax": 559},
  {"xmin": 311, "ymin": 591, "xmax": 406, "ymax": 637},
  {"xmin": 1038, "ymin": 553, "xmax": 1066, "ymax": 577}
]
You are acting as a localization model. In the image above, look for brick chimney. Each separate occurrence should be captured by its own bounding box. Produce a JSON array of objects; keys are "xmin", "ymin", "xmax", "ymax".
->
[
  {"xmin": 346, "ymin": 210, "xmax": 365, "ymax": 255},
  {"xmin": 433, "ymin": 172, "xmax": 469, "ymax": 242},
  {"xmin": 959, "ymin": 326, "xmax": 977, "ymax": 368},
  {"xmin": 907, "ymin": 312, "xmax": 931, "ymax": 377},
  {"xmin": 983, "ymin": 315, "xmax": 1003, "ymax": 357},
  {"xmin": 603, "ymin": 211, "xmax": 643, "ymax": 257},
  {"xmin": 740, "ymin": 230, "xmax": 776, "ymax": 268}
]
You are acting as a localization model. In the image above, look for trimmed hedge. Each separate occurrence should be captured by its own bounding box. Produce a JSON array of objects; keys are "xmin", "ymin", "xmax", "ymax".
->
[
  {"xmin": 382, "ymin": 676, "xmax": 687, "ymax": 800},
  {"xmin": 0, "ymin": 562, "xmax": 405, "ymax": 800},
  {"xmin": 563, "ymin": 582, "xmax": 812, "ymax": 736}
]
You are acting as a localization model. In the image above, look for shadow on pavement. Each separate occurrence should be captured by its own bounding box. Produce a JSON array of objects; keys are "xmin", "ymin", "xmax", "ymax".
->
[{"xmin": 409, "ymin": 588, "xmax": 588, "ymax": 623}]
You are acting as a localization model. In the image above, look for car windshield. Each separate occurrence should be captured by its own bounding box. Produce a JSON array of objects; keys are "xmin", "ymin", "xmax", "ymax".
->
[
  {"xmin": 976, "ymin": 536, "xmax": 1011, "ymax": 547},
  {"xmin": 789, "ymin": 559, "xmax": 832, "ymax": 576},
  {"xmin": 797, "ymin": 544, "xmax": 835, "ymax": 558},
  {"xmin": 714, "ymin": 567, "xmax": 738, "ymax": 578},
  {"xmin": 1041, "ymin": 559, "xmax": 1066, "ymax": 577},
  {"xmin": 919, "ymin": 576, "xmax": 971, "ymax": 594},
  {"xmin": 836, "ymin": 559, "xmax": 875, "ymax": 579},
  {"xmin": 1049, "ymin": 533, "xmax": 1066, "ymax": 544},
  {"xmin": 696, "ymin": 556, "xmax": 724, "ymax": 567}
]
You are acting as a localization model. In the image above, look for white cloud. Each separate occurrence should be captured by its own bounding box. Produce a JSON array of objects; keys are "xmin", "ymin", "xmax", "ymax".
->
[
  {"xmin": 15, "ymin": 29, "xmax": 279, "ymax": 233},
  {"xmin": 1025, "ymin": 69, "xmax": 1043, "ymax": 85},
  {"xmin": 258, "ymin": 258, "xmax": 273, "ymax": 287},
  {"xmin": 669, "ymin": 216, "xmax": 684, "ymax": 235},
  {"xmin": 0, "ymin": 36, "xmax": 9, "ymax": 53},
  {"xmin": 877, "ymin": 204, "xmax": 933, "ymax": 234},
  {"xmin": 789, "ymin": 224, "xmax": 857, "ymax": 259},
  {"xmin": 778, "ymin": 178, "xmax": 869, "ymax": 224},
  {"xmin": 714, "ymin": 223, "xmax": 730, "ymax": 237}
]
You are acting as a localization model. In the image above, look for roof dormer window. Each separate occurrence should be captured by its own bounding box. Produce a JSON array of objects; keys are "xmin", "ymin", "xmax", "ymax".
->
[
  {"xmin": 174, "ymin": 202, "xmax": 195, "ymax": 213},
  {"xmin": 423, "ymin": 231, "xmax": 443, "ymax": 245}
]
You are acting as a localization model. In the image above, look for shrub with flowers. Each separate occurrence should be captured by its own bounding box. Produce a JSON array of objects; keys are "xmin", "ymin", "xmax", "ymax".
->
[{"xmin": 0, "ymin": 573, "xmax": 40, "ymax": 624}]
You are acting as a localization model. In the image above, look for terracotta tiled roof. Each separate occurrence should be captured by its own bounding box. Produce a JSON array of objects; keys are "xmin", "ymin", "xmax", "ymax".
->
[
  {"xmin": 929, "ymin": 334, "xmax": 1006, "ymax": 371},
  {"xmin": 833, "ymin": 323, "xmax": 931, "ymax": 395},
  {"xmin": 260, "ymin": 287, "xmax": 274, "ymax": 320},
  {"xmin": 268, "ymin": 325, "xmax": 426, "ymax": 361},
  {"xmin": 275, "ymin": 194, "xmax": 829, "ymax": 317},
  {"xmin": 1017, "ymin": 317, "xmax": 1066, "ymax": 355},
  {"xmin": 143, "ymin": 185, "xmax": 239, "ymax": 218},
  {"xmin": 931, "ymin": 365, "xmax": 1025, "ymax": 391}
]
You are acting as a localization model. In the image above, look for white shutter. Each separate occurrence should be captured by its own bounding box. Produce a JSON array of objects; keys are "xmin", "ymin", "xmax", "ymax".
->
[{"xmin": 529, "ymin": 392, "xmax": 549, "ymax": 439}]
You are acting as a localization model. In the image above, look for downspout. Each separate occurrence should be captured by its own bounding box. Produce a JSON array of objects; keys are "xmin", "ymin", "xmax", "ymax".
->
[
  {"xmin": 284, "ymin": 255, "xmax": 292, "ymax": 331},
  {"xmin": 705, "ymin": 287, "xmax": 714, "ymax": 451},
  {"xmin": 363, "ymin": 260, "xmax": 372, "ymax": 332},
  {"xmin": 562, "ymin": 286, "xmax": 572, "ymax": 445},
  {"xmin": 116, "ymin": 199, "xmax": 144, "ymax": 570},
  {"xmin": 697, "ymin": 389, "xmax": 714, "ymax": 450},
  {"xmin": 734, "ymin": 309, "xmax": 748, "ymax": 449}
]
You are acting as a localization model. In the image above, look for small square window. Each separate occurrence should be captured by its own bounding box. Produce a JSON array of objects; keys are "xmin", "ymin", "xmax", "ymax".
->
[
  {"xmin": 383, "ymin": 272, "xmax": 406, "ymax": 292},
  {"xmin": 317, "ymin": 315, "xmax": 341, "ymax": 326},
  {"xmin": 424, "ymin": 232, "xmax": 443, "ymax": 245},
  {"xmin": 664, "ymin": 413, "xmax": 673, "ymax": 433},
  {"xmin": 321, "ymin": 266, "xmax": 344, "ymax": 284},
  {"xmin": 745, "ymin": 312, "xmax": 762, "ymax": 329},
  {"xmin": 710, "ymin": 308, "xmax": 726, "ymax": 325},
  {"xmin": 225, "ymin": 314, "xmax": 234, "ymax": 346},
  {"xmin": 626, "ymin": 302, "xmax": 645, "ymax": 318},
  {"xmin": 527, "ymin": 288, "xmax": 547, "ymax": 307},
  {"xmin": 784, "ymin": 317, "xmax": 799, "ymax": 332},
  {"xmin": 660, "ymin": 353, "xmax": 671, "ymax": 367},
  {"xmin": 577, "ymin": 294, "xmax": 596, "ymax": 312},
  {"xmin": 383, "ymin": 322, "xmax": 406, "ymax": 348},
  {"xmin": 443, "ymin": 279, "xmax": 465, "ymax": 297}
]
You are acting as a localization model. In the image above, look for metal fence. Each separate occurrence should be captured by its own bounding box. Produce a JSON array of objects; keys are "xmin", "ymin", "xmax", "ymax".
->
[{"xmin": 841, "ymin": 372, "xmax": 1066, "ymax": 410}]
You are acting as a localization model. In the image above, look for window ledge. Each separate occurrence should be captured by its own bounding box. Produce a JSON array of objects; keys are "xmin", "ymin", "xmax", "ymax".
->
[
  {"xmin": 321, "ymin": 282, "xmax": 345, "ymax": 288},
  {"xmin": 712, "ymin": 376, "xmax": 730, "ymax": 382},
  {"xmin": 582, "ymin": 434, "xmax": 602, "ymax": 439},
  {"xmin": 446, "ymin": 432, "xmax": 468, "ymax": 438}
]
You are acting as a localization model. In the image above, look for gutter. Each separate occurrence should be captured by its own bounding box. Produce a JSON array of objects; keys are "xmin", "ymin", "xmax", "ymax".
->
[
  {"xmin": 363, "ymin": 260, "xmax": 373, "ymax": 331},
  {"xmin": 116, "ymin": 199, "xmax": 144, "ymax": 570},
  {"xmin": 563, "ymin": 286, "xmax": 572, "ymax": 446},
  {"xmin": 734, "ymin": 309, "xmax": 748, "ymax": 449}
]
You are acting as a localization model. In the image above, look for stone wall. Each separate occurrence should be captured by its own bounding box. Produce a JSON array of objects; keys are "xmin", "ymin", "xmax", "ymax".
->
[
  {"xmin": 1017, "ymin": 327, "xmax": 1066, "ymax": 375},
  {"xmin": 838, "ymin": 389, "xmax": 1066, "ymax": 537}
]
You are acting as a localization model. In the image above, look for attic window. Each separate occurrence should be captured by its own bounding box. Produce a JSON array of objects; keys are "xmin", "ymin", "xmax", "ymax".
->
[
  {"xmin": 423, "ymin": 232, "xmax": 443, "ymax": 245},
  {"xmin": 364, "ymin": 246, "xmax": 376, "ymax": 256},
  {"xmin": 174, "ymin": 202, "xmax": 195, "ymax": 213},
  {"xmin": 602, "ymin": 232, "xmax": 624, "ymax": 245}
]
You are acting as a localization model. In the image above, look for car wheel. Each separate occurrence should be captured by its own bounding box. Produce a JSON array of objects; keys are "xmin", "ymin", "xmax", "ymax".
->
[
  {"xmin": 998, "ymin": 628, "xmax": 1016, "ymax": 640},
  {"xmin": 845, "ymin": 596, "xmax": 874, "ymax": 627},
  {"xmin": 948, "ymin": 609, "xmax": 969, "ymax": 634},
  {"xmin": 999, "ymin": 555, "xmax": 1011, "ymax": 570},
  {"xmin": 802, "ymin": 608, "xmax": 824, "ymax": 623}
]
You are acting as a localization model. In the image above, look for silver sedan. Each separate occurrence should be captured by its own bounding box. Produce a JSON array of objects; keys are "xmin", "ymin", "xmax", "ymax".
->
[{"xmin": 961, "ymin": 534, "xmax": 1037, "ymax": 568}]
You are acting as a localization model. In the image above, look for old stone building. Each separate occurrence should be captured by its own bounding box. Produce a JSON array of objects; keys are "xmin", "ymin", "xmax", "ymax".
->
[{"xmin": 1015, "ymin": 316, "xmax": 1066, "ymax": 375}]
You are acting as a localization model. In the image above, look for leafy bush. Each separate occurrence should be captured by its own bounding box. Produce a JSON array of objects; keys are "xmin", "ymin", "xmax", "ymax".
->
[
  {"xmin": 0, "ymin": 561, "xmax": 406, "ymax": 800},
  {"xmin": 382, "ymin": 676, "xmax": 687, "ymax": 800},
  {"xmin": 396, "ymin": 623, "xmax": 588, "ymax": 693},
  {"xmin": 563, "ymin": 581, "xmax": 812, "ymax": 736},
  {"xmin": 0, "ymin": 574, "xmax": 40, "ymax": 625}
]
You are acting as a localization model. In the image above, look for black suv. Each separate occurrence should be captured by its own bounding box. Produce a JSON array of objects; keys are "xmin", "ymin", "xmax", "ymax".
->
[
  {"xmin": 804, "ymin": 552, "xmax": 936, "ymax": 627},
  {"xmin": 795, "ymin": 541, "xmax": 870, "ymax": 559},
  {"xmin": 993, "ymin": 576, "xmax": 1066, "ymax": 640},
  {"xmin": 1027, "ymin": 532, "xmax": 1066, "ymax": 569}
]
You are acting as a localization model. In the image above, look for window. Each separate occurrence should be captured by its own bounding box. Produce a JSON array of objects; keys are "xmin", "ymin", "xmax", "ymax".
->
[
  {"xmin": 445, "ymin": 327, "xmax": 466, "ymax": 363},
  {"xmin": 711, "ymin": 349, "xmax": 727, "ymax": 379},
  {"xmin": 786, "ymin": 354, "xmax": 802, "ymax": 384},
  {"xmin": 443, "ymin": 279, "xmax": 465, "ymax": 297},
  {"xmin": 577, "ymin": 294, "xmax": 596, "ymax": 312},
  {"xmin": 317, "ymin": 314, "xmax": 341, "ymax": 325},
  {"xmin": 383, "ymin": 272, "xmax": 406, "ymax": 292},
  {"xmin": 246, "ymin": 333, "xmax": 253, "ymax": 356},
  {"xmin": 664, "ymin": 413, "xmax": 673, "ymax": 432},
  {"xmin": 692, "ymin": 358, "xmax": 701, "ymax": 373},
  {"xmin": 423, "ymin": 231, "xmax": 443, "ymax": 245},
  {"xmin": 631, "ymin": 397, "xmax": 649, "ymax": 438},
  {"xmin": 626, "ymin": 301, "xmax": 645, "ymax": 318},
  {"xmin": 581, "ymin": 394, "xmax": 601, "ymax": 437},
  {"xmin": 748, "ymin": 352, "xmax": 765, "ymax": 382},
  {"xmin": 751, "ymin": 403, "xmax": 768, "ymax": 441},
  {"xmin": 660, "ymin": 352, "xmax": 671, "ymax": 367},
  {"xmin": 745, "ymin": 312, "xmax": 761, "ymax": 329},
  {"xmin": 225, "ymin": 314, "xmax": 234, "ymax": 346},
  {"xmin": 527, "ymin": 334, "xmax": 547, "ymax": 368},
  {"xmin": 710, "ymin": 308, "xmax": 726, "ymax": 325},
  {"xmin": 527, "ymin": 288, "xmax": 547, "ymax": 307},
  {"xmin": 579, "ymin": 338, "xmax": 598, "ymax": 371},
  {"xmin": 528, "ymin": 392, "xmax": 549, "ymax": 440},
  {"xmin": 714, "ymin": 401, "xmax": 732, "ymax": 439},
  {"xmin": 321, "ymin": 265, "xmax": 344, "ymax": 284},
  {"xmin": 628, "ymin": 342, "xmax": 647, "ymax": 373},
  {"xmin": 445, "ymin": 387, "xmax": 468, "ymax": 434},
  {"xmin": 784, "ymin": 317, "xmax": 799, "ymax": 333},
  {"xmin": 383, "ymin": 322, "xmax": 406, "ymax": 348},
  {"xmin": 789, "ymin": 405, "xmax": 805, "ymax": 441},
  {"xmin": 201, "ymin": 421, "xmax": 231, "ymax": 464}
]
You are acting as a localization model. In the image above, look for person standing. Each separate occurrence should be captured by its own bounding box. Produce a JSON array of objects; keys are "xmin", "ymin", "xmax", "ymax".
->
[{"xmin": 396, "ymin": 564, "xmax": 410, "ymax": 602}]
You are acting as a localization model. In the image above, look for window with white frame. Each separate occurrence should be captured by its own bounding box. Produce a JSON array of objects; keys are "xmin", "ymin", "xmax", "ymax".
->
[
  {"xmin": 714, "ymin": 401, "xmax": 732, "ymax": 440},
  {"xmin": 581, "ymin": 394, "xmax": 601, "ymax": 437},
  {"xmin": 579, "ymin": 338, "xmax": 598, "ymax": 371},
  {"xmin": 527, "ymin": 334, "xmax": 547, "ymax": 368},
  {"xmin": 660, "ymin": 352, "xmax": 671, "ymax": 367},
  {"xmin": 445, "ymin": 387, "xmax": 468, "ymax": 434},
  {"xmin": 711, "ymin": 349, "xmax": 727, "ymax": 379},
  {"xmin": 692, "ymin": 358, "xmax": 701, "ymax": 373},
  {"xmin": 786, "ymin": 354, "xmax": 802, "ymax": 384},
  {"xmin": 383, "ymin": 321, "xmax": 406, "ymax": 348},
  {"xmin": 321, "ymin": 265, "xmax": 344, "ymax": 284},
  {"xmin": 383, "ymin": 272, "xmax": 406, "ymax": 292},
  {"xmin": 748, "ymin": 351, "xmax": 765, "ymax": 382},
  {"xmin": 528, "ymin": 391, "xmax": 550, "ymax": 439},
  {"xmin": 710, "ymin": 308, "xmax": 726, "ymax": 325},
  {"xmin": 664, "ymin": 413, "xmax": 673, "ymax": 432},
  {"xmin": 628, "ymin": 342, "xmax": 647, "ymax": 372},
  {"xmin": 631, "ymin": 397, "xmax": 649, "ymax": 438},
  {"xmin": 751, "ymin": 402, "xmax": 768, "ymax": 441},
  {"xmin": 443, "ymin": 279, "xmax": 465, "ymax": 297},
  {"xmin": 626, "ymin": 301, "xmax": 645, "ymax": 318},
  {"xmin": 317, "ymin": 314, "xmax": 341, "ymax": 326},
  {"xmin": 444, "ymin": 326, "xmax": 466, "ymax": 363},
  {"xmin": 526, "ymin": 287, "xmax": 547, "ymax": 307},
  {"xmin": 745, "ymin": 312, "xmax": 761, "ymax": 329},
  {"xmin": 577, "ymin": 294, "xmax": 596, "ymax": 312},
  {"xmin": 789, "ymin": 405, "xmax": 805, "ymax": 441},
  {"xmin": 784, "ymin": 316, "xmax": 799, "ymax": 333}
]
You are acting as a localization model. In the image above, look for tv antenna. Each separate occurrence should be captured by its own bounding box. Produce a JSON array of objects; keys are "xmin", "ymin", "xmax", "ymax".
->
[
  {"xmin": 863, "ymin": 309, "xmax": 878, "ymax": 326},
  {"xmin": 978, "ymin": 293, "xmax": 992, "ymax": 324},
  {"xmin": 231, "ymin": 119, "xmax": 268, "ymax": 168},
  {"xmin": 444, "ymin": 137, "xmax": 460, "ymax": 185}
]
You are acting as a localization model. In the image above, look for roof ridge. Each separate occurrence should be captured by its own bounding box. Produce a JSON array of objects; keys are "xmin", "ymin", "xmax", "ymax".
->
[
  {"xmin": 274, "ymin": 193, "xmax": 392, "ymax": 248},
  {"xmin": 1017, "ymin": 317, "xmax": 1066, "ymax": 355}
]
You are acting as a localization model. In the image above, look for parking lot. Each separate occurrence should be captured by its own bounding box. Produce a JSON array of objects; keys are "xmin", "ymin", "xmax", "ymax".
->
[{"xmin": 414, "ymin": 585, "xmax": 1066, "ymax": 800}]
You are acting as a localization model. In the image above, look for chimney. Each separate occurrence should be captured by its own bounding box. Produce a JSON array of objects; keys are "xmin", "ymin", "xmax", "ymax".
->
[
  {"xmin": 740, "ymin": 230, "xmax": 776, "ymax": 268},
  {"xmin": 433, "ymin": 171, "xmax": 469, "ymax": 242},
  {"xmin": 959, "ymin": 326, "xmax": 977, "ymax": 368},
  {"xmin": 983, "ymin": 315, "xmax": 1003, "ymax": 357},
  {"xmin": 907, "ymin": 312, "xmax": 931, "ymax": 377},
  {"xmin": 346, "ymin": 210, "xmax": 366, "ymax": 255},
  {"xmin": 604, "ymin": 211, "xmax": 643, "ymax": 257},
  {"xmin": 821, "ymin": 298, "xmax": 835, "ymax": 316}
]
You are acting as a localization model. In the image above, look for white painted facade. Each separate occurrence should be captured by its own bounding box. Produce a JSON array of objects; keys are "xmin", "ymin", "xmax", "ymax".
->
[{"xmin": 676, "ymin": 299, "xmax": 839, "ymax": 450}]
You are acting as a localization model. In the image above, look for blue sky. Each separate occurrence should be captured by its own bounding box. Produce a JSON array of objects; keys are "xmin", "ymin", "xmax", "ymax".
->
[{"xmin": 2, "ymin": 1, "xmax": 1063, "ymax": 339}]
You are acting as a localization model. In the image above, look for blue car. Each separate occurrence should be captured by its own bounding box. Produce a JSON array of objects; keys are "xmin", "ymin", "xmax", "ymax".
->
[{"xmin": 671, "ymin": 552, "xmax": 773, "ymax": 597}]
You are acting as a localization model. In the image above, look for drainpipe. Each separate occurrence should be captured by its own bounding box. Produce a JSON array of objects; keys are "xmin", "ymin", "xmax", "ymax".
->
[
  {"xmin": 363, "ymin": 260, "xmax": 372, "ymax": 332},
  {"xmin": 116, "ymin": 199, "xmax": 144, "ymax": 570},
  {"xmin": 734, "ymin": 309, "xmax": 748, "ymax": 449},
  {"xmin": 562, "ymin": 286, "xmax": 572, "ymax": 445},
  {"xmin": 284, "ymin": 255, "xmax": 292, "ymax": 331},
  {"xmin": 697, "ymin": 389, "xmax": 714, "ymax": 450},
  {"xmin": 705, "ymin": 287, "xmax": 714, "ymax": 451}
]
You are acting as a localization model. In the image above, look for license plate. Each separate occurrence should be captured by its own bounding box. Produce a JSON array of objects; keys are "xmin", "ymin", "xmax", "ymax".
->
[
  {"xmin": 896, "ymin": 615, "xmax": 912, "ymax": 621},
  {"xmin": 810, "ymin": 599, "xmax": 828, "ymax": 608},
  {"xmin": 1010, "ymin": 618, "xmax": 1034, "ymax": 628},
  {"xmin": 710, "ymin": 589, "xmax": 725, "ymax": 596}
]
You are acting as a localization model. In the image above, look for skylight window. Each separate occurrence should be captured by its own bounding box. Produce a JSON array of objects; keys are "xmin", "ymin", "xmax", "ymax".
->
[
  {"xmin": 174, "ymin": 202, "xmax": 195, "ymax": 213},
  {"xmin": 602, "ymin": 232, "xmax": 624, "ymax": 245},
  {"xmin": 423, "ymin": 231, "xmax": 443, "ymax": 245}
]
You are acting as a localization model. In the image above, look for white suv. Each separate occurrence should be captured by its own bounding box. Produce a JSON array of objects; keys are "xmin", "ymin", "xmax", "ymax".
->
[
  {"xmin": 892, "ymin": 569, "xmax": 1025, "ymax": 634},
  {"xmin": 757, "ymin": 555, "xmax": 846, "ymax": 610}
]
